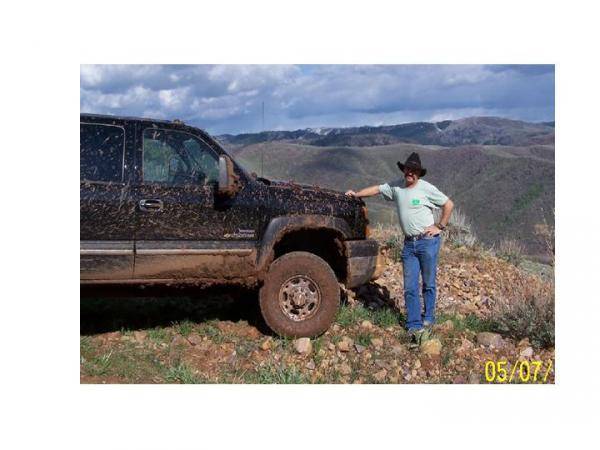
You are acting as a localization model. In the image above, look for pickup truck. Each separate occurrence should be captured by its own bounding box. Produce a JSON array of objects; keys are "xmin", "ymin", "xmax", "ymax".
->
[{"xmin": 80, "ymin": 113, "xmax": 383, "ymax": 337}]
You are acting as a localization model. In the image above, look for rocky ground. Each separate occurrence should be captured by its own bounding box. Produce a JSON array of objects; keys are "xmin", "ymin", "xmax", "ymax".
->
[{"xmin": 80, "ymin": 235, "xmax": 555, "ymax": 384}]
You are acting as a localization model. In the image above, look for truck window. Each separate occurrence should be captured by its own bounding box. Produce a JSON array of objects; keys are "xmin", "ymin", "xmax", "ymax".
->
[
  {"xmin": 80, "ymin": 123, "xmax": 125, "ymax": 182},
  {"xmin": 143, "ymin": 128, "xmax": 219, "ymax": 187}
]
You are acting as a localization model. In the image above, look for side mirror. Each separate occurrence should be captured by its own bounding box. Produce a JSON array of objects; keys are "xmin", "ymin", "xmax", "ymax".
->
[{"xmin": 218, "ymin": 155, "xmax": 241, "ymax": 196}]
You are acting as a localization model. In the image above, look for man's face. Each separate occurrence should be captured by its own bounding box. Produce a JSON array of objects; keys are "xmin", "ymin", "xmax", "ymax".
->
[{"xmin": 403, "ymin": 167, "xmax": 420, "ymax": 185}]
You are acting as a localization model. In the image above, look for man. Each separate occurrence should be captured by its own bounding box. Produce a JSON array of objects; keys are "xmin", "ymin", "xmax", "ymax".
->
[{"xmin": 345, "ymin": 152, "xmax": 454, "ymax": 347}]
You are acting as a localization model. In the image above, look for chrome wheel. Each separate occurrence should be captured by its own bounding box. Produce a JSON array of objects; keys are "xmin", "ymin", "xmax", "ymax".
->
[{"xmin": 278, "ymin": 275, "xmax": 321, "ymax": 322}]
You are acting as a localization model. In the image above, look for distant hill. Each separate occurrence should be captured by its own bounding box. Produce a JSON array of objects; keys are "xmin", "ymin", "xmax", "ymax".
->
[
  {"xmin": 218, "ymin": 117, "xmax": 555, "ymax": 148},
  {"xmin": 216, "ymin": 117, "xmax": 555, "ymax": 258}
]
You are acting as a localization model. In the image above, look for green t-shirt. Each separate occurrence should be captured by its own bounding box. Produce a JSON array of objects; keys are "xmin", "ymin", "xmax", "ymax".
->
[{"xmin": 378, "ymin": 179, "xmax": 449, "ymax": 237}]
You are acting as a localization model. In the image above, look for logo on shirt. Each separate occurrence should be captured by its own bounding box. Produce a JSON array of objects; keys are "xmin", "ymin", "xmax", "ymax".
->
[{"xmin": 411, "ymin": 198, "xmax": 421, "ymax": 206}]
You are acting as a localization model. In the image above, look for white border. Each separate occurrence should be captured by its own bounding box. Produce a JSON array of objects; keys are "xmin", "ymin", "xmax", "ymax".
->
[{"xmin": 2, "ymin": 1, "xmax": 599, "ymax": 448}]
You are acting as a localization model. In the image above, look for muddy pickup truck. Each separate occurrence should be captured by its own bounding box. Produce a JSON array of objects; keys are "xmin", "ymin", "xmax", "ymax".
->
[{"xmin": 80, "ymin": 113, "xmax": 383, "ymax": 337}]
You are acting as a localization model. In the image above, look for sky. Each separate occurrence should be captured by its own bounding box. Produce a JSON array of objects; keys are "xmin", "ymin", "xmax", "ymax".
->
[{"xmin": 80, "ymin": 64, "xmax": 555, "ymax": 135}]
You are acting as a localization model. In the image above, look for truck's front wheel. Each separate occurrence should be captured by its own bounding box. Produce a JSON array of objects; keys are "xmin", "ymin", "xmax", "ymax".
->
[{"xmin": 259, "ymin": 251, "xmax": 340, "ymax": 338}]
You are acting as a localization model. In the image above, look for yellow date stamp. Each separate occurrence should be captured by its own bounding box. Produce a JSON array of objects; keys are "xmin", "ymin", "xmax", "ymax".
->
[{"xmin": 484, "ymin": 359, "xmax": 554, "ymax": 383}]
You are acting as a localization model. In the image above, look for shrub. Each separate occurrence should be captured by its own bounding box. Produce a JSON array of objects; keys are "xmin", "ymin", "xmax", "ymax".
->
[
  {"xmin": 496, "ymin": 239, "xmax": 525, "ymax": 266},
  {"xmin": 442, "ymin": 207, "xmax": 477, "ymax": 248},
  {"xmin": 534, "ymin": 208, "xmax": 555, "ymax": 265},
  {"xmin": 490, "ymin": 278, "xmax": 555, "ymax": 348},
  {"xmin": 384, "ymin": 234, "xmax": 403, "ymax": 262}
]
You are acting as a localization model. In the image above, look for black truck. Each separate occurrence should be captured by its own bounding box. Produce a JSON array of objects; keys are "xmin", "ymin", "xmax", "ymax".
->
[{"xmin": 80, "ymin": 113, "xmax": 383, "ymax": 337}]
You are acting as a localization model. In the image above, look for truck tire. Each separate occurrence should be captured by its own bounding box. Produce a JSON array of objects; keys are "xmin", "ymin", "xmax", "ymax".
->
[{"xmin": 259, "ymin": 251, "xmax": 340, "ymax": 338}]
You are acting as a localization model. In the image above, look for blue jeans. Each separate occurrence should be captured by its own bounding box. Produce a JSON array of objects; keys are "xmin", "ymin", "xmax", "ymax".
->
[{"xmin": 402, "ymin": 234, "xmax": 441, "ymax": 331}]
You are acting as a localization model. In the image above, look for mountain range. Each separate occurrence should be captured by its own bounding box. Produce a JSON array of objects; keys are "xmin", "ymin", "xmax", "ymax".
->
[
  {"xmin": 218, "ymin": 117, "xmax": 555, "ymax": 148},
  {"xmin": 216, "ymin": 117, "xmax": 555, "ymax": 259}
]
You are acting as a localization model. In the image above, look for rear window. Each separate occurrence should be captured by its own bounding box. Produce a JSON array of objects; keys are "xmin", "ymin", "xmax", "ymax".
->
[{"xmin": 80, "ymin": 123, "xmax": 125, "ymax": 182}]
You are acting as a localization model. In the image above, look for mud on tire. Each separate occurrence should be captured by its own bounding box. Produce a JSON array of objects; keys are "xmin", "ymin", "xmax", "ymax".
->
[{"xmin": 259, "ymin": 251, "xmax": 340, "ymax": 338}]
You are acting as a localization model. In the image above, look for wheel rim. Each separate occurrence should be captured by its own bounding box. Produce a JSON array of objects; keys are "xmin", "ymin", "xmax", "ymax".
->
[{"xmin": 278, "ymin": 275, "xmax": 321, "ymax": 322}]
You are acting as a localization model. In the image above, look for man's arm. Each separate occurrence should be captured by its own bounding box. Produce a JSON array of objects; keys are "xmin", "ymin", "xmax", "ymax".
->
[
  {"xmin": 345, "ymin": 185, "xmax": 381, "ymax": 198},
  {"xmin": 424, "ymin": 199, "xmax": 454, "ymax": 236},
  {"xmin": 438, "ymin": 199, "xmax": 454, "ymax": 228}
]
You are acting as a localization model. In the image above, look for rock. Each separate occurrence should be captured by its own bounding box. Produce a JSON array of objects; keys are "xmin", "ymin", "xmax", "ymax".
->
[
  {"xmin": 187, "ymin": 334, "xmax": 203, "ymax": 346},
  {"xmin": 420, "ymin": 339, "xmax": 442, "ymax": 356},
  {"xmin": 519, "ymin": 346, "xmax": 534, "ymax": 358},
  {"xmin": 133, "ymin": 331, "xmax": 147, "ymax": 343},
  {"xmin": 171, "ymin": 335, "xmax": 188, "ymax": 347},
  {"xmin": 354, "ymin": 343, "xmax": 366, "ymax": 354},
  {"xmin": 293, "ymin": 337, "xmax": 312, "ymax": 355},
  {"xmin": 305, "ymin": 360, "xmax": 316, "ymax": 370},
  {"xmin": 327, "ymin": 342, "xmax": 336, "ymax": 351},
  {"xmin": 391, "ymin": 345, "xmax": 404, "ymax": 356},
  {"xmin": 337, "ymin": 336, "xmax": 354, "ymax": 352},
  {"xmin": 339, "ymin": 363, "xmax": 352, "ymax": 376},
  {"xmin": 260, "ymin": 338, "xmax": 272, "ymax": 351},
  {"xmin": 414, "ymin": 359, "xmax": 422, "ymax": 369},
  {"xmin": 518, "ymin": 337, "xmax": 531, "ymax": 348},
  {"xmin": 374, "ymin": 359, "xmax": 389, "ymax": 370},
  {"xmin": 477, "ymin": 332, "xmax": 504, "ymax": 348},
  {"xmin": 226, "ymin": 351, "xmax": 237, "ymax": 365},
  {"xmin": 371, "ymin": 338, "xmax": 384, "ymax": 349},
  {"xmin": 453, "ymin": 375, "xmax": 466, "ymax": 384},
  {"xmin": 456, "ymin": 337, "xmax": 474, "ymax": 354},
  {"xmin": 104, "ymin": 331, "xmax": 121, "ymax": 342},
  {"xmin": 468, "ymin": 372, "xmax": 480, "ymax": 384},
  {"xmin": 360, "ymin": 320, "xmax": 373, "ymax": 330},
  {"xmin": 374, "ymin": 369, "xmax": 388, "ymax": 382}
]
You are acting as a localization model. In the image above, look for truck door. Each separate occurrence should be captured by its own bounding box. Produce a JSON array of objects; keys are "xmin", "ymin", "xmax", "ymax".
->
[
  {"xmin": 80, "ymin": 120, "xmax": 136, "ymax": 280},
  {"xmin": 131, "ymin": 125, "xmax": 259, "ymax": 279}
]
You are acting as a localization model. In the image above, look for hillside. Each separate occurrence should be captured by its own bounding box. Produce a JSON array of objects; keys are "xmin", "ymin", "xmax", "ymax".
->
[{"xmin": 222, "ymin": 141, "xmax": 554, "ymax": 257}]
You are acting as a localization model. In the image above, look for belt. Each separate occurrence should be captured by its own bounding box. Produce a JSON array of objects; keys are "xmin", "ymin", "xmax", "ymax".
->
[{"xmin": 404, "ymin": 232, "xmax": 428, "ymax": 241}]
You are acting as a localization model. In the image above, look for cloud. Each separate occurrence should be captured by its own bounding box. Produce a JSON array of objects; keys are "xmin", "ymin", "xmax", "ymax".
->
[{"xmin": 80, "ymin": 64, "xmax": 554, "ymax": 134}]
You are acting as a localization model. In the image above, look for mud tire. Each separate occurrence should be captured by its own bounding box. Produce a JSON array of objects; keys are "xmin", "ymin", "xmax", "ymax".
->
[{"xmin": 259, "ymin": 251, "xmax": 340, "ymax": 338}]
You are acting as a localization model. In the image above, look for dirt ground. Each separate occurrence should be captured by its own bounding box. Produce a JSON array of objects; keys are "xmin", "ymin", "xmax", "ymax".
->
[{"xmin": 80, "ymin": 241, "xmax": 555, "ymax": 384}]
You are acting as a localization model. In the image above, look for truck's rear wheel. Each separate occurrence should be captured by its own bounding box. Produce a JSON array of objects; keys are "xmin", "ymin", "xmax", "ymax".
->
[{"xmin": 259, "ymin": 251, "xmax": 340, "ymax": 338}]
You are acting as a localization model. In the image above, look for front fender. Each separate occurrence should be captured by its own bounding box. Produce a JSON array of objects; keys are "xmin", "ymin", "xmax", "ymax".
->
[{"xmin": 256, "ymin": 215, "xmax": 351, "ymax": 275}]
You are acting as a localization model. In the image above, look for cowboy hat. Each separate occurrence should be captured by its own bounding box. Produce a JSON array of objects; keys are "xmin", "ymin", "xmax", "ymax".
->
[{"xmin": 397, "ymin": 152, "xmax": 427, "ymax": 177}]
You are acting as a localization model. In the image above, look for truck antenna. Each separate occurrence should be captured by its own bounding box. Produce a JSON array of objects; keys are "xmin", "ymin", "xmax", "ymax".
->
[{"xmin": 261, "ymin": 101, "xmax": 265, "ymax": 177}]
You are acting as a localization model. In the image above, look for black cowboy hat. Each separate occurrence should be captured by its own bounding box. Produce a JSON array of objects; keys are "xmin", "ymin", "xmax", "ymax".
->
[{"xmin": 397, "ymin": 152, "xmax": 427, "ymax": 177}]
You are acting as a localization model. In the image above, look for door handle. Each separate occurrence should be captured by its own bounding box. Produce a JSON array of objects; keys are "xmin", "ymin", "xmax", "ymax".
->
[{"xmin": 139, "ymin": 199, "xmax": 164, "ymax": 212}]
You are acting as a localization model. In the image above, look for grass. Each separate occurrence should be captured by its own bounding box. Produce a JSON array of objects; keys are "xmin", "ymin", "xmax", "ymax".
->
[
  {"xmin": 81, "ymin": 351, "xmax": 113, "ymax": 377},
  {"xmin": 335, "ymin": 304, "xmax": 372, "ymax": 327},
  {"xmin": 235, "ymin": 340, "xmax": 255, "ymax": 357},
  {"xmin": 437, "ymin": 313, "xmax": 494, "ymax": 334},
  {"xmin": 337, "ymin": 303, "xmax": 404, "ymax": 329},
  {"xmin": 165, "ymin": 363, "xmax": 205, "ymax": 384},
  {"xmin": 148, "ymin": 327, "xmax": 170, "ymax": 343},
  {"xmin": 355, "ymin": 332, "xmax": 372, "ymax": 347},
  {"xmin": 371, "ymin": 307, "xmax": 404, "ymax": 328},
  {"xmin": 202, "ymin": 322, "xmax": 225, "ymax": 343},
  {"xmin": 495, "ymin": 239, "xmax": 525, "ymax": 266},
  {"xmin": 249, "ymin": 362, "xmax": 308, "ymax": 384},
  {"xmin": 312, "ymin": 336, "xmax": 325, "ymax": 365},
  {"xmin": 173, "ymin": 320, "xmax": 195, "ymax": 337}
]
